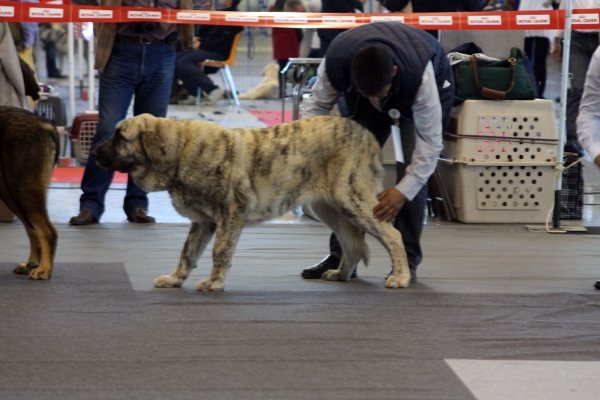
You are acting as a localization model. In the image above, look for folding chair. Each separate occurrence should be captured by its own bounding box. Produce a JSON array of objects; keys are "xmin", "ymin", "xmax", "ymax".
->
[{"xmin": 198, "ymin": 32, "xmax": 242, "ymax": 106}]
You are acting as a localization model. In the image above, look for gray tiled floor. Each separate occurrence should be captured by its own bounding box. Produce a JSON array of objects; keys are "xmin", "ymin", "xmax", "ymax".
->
[{"xmin": 3, "ymin": 54, "xmax": 600, "ymax": 400}]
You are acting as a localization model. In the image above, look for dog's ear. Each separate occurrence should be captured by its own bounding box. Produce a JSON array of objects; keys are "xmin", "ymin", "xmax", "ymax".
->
[
  {"xmin": 113, "ymin": 119, "xmax": 132, "ymax": 141},
  {"xmin": 140, "ymin": 121, "xmax": 167, "ymax": 169},
  {"xmin": 116, "ymin": 114, "xmax": 154, "ymax": 142}
]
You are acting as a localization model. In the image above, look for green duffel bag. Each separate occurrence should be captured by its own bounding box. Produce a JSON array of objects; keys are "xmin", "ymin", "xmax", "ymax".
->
[{"xmin": 453, "ymin": 47, "xmax": 538, "ymax": 101}]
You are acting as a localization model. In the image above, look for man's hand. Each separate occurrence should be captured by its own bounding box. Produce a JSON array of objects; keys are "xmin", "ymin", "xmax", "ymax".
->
[
  {"xmin": 373, "ymin": 188, "xmax": 407, "ymax": 223},
  {"xmin": 551, "ymin": 37, "xmax": 562, "ymax": 63}
]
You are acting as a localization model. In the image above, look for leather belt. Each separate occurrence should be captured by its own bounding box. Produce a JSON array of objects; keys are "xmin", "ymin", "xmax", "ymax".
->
[
  {"xmin": 115, "ymin": 35, "xmax": 163, "ymax": 44},
  {"xmin": 573, "ymin": 31, "xmax": 599, "ymax": 38}
]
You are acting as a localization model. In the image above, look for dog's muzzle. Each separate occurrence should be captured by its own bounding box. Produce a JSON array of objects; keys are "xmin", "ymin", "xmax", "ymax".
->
[{"xmin": 92, "ymin": 142, "xmax": 121, "ymax": 171}]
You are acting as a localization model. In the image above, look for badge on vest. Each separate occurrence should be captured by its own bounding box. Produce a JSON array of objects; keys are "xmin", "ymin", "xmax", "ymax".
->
[{"xmin": 388, "ymin": 109, "xmax": 404, "ymax": 163}]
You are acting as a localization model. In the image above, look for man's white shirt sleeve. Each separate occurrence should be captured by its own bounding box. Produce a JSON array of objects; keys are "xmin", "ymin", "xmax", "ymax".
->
[{"xmin": 394, "ymin": 62, "xmax": 444, "ymax": 201}]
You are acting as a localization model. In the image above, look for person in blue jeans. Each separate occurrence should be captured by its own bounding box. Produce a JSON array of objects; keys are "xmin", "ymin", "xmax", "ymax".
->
[
  {"xmin": 69, "ymin": 0, "xmax": 208, "ymax": 225},
  {"xmin": 300, "ymin": 22, "xmax": 454, "ymax": 283}
]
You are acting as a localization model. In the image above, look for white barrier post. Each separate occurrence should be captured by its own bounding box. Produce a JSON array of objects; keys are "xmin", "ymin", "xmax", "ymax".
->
[
  {"xmin": 553, "ymin": 0, "xmax": 573, "ymax": 230},
  {"xmin": 67, "ymin": 23, "xmax": 76, "ymax": 124}
]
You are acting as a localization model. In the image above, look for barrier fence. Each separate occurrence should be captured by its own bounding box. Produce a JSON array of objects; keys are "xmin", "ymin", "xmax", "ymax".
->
[{"xmin": 1, "ymin": 2, "xmax": 600, "ymax": 31}]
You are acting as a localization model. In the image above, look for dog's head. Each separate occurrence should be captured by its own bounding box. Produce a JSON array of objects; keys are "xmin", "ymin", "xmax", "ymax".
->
[
  {"xmin": 93, "ymin": 114, "xmax": 182, "ymax": 192},
  {"xmin": 263, "ymin": 63, "xmax": 280, "ymax": 80}
]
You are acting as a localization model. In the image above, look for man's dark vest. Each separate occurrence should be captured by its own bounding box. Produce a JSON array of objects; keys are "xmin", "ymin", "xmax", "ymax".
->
[{"xmin": 324, "ymin": 21, "xmax": 454, "ymax": 126}]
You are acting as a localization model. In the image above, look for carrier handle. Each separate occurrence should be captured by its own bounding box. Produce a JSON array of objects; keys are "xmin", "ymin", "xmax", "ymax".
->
[{"xmin": 470, "ymin": 57, "xmax": 517, "ymax": 101}]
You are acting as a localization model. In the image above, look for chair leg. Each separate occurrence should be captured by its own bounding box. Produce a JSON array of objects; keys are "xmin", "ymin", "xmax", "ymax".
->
[
  {"xmin": 222, "ymin": 66, "xmax": 240, "ymax": 106},
  {"xmin": 219, "ymin": 69, "xmax": 230, "ymax": 100}
]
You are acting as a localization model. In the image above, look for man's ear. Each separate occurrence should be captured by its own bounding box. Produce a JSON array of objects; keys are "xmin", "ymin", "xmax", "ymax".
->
[{"xmin": 391, "ymin": 65, "xmax": 398, "ymax": 78}]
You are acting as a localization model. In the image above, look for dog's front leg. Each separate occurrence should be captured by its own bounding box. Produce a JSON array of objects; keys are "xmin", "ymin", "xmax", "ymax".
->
[
  {"xmin": 154, "ymin": 221, "xmax": 216, "ymax": 288},
  {"xmin": 196, "ymin": 213, "xmax": 245, "ymax": 292}
]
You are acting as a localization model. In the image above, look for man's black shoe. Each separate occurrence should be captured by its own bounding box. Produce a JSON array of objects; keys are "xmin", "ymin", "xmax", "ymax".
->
[
  {"xmin": 595, "ymin": 280, "xmax": 600, "ymax": 289},
  {"xmin": 301, "ymin": 255, "xmax": 357, "ymax": 279},
  {"xmin": 385, "ymin": 267, "xmax": 417, "ymax": 283}
]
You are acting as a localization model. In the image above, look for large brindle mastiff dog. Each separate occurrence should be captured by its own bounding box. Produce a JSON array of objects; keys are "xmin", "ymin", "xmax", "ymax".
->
[
  {"xmin": 0, "ymin": 106, "xmax": 59, "ymax": 280},
  {"xmin": 94, "ymin": 114, "xmax": 411, "ymax": 290}
]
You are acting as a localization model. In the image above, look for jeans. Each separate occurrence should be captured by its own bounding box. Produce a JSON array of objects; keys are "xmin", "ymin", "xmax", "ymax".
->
[
  {"xmin": 44, "ymin": 41, "xmax": 61, "ymax": 77},
  {"xmin": 564, "ymin": 31, "xmax": 599, "ymax": 143},
  {"xmin": 175, "ymin": 49, "xmax": 222, "ymax": 96},
  {"xmin": 79, "ymin": 40, "xmax": 176, "ymax": 220},
  {"xmin": 328, "ymin": 97, "xmax": 427, "ymax": 271}
]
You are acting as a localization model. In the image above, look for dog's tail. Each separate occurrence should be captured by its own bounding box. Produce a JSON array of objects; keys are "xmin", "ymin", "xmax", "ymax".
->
[
  {"xmin": 343, "ymin": 224, "xmax": 371, "ymax": 267},
  {"xmin": 359, "ymin": 238, "xmax": 370, "ymax": 267}
]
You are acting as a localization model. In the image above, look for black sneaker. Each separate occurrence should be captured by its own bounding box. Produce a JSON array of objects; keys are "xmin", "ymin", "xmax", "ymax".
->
[{"xmin": 301, "ymin": 255, "xmax": 357, "ymax": 279}]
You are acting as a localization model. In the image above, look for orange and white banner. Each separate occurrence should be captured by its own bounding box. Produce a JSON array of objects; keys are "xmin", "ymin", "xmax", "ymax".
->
[{"xmin": 2, "ymin": 3, "xmax": 600, "ymax": 31}]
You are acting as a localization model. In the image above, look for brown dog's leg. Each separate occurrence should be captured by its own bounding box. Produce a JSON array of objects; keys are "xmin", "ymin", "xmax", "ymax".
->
[
  {"xmin": 12, "ymin": 222, "xmax": 42, "ymax": 275},
  {"xmin": 1, "ymin": 192, "xmax": 43, "ymax": 276},
  {"xmin": 27, "ymin": 217, "xmax": 58, "ymax": 280},
  {"xmin": 11, "ymin": 199, "xmax": 58, "ymax": 280}
]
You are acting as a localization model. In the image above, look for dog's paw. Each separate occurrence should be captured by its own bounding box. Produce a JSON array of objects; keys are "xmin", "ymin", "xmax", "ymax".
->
[
  {"xmin": 29, "ymin": 267, "xmax": 51, "ymax": 280},
  {"xmin": 154, "ymin": 275, "xmax": 183, "ymax": 288},
  {"xmin": 322, "ymin": 270, "xmax": 347, "ymax": 282},
  {"xmin": 13, "ymin": 262, "xmax": 36, "ymax": 275},
  {"xmin": 385, "ymin": 274, "xmax": 411, "ymax": 288},
  {"xmin": 196, "ymin": 279, "xmax": 224, "ymax": 292}
]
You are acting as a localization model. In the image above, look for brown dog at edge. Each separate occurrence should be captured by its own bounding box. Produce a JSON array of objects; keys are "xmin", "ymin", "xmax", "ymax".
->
[{"xmin": 0, "ymin": 106, "xmax": 59, "ymax": 279}]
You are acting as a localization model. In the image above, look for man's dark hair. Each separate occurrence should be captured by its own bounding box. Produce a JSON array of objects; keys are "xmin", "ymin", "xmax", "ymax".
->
[{"xmin": 351, "ymin": 45, "xmax": 394, "ymax": 96}]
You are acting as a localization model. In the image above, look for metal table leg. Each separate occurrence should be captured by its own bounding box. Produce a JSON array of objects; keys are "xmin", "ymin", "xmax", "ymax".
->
[{"xmin": 281, "ymin": 58, "xmax": 323, "ymax": 122}]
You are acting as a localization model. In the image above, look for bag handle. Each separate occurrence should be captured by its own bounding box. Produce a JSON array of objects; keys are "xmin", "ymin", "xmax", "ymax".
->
[{"xmin": 470, "ymin": 57, "xmax": 517, "ymax": 100}]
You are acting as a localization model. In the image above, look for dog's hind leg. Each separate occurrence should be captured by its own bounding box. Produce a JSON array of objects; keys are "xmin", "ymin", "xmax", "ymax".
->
[
  {"xmin": 309, "ymin": 200, "xmax": 366, "ymax": 282},
  {"xmin": 154, "ymin": 221, "xmax": 216, "ymax": 288},
  {"xmin": 24, "ymin": 216, "xmax": 57, "ymax": 280},
  {"xmin": 4, "ymin": 182, "xmax": 57, "ymax": 280},
  {"xmin": 2, "ymin": 195, "xmax": 37, "ymax": 275},
  {"xmin": 334, "ymin": 194, "xmax": 411, "ymax": 288},
  {"xmin": 196, "ymin": 212, "xmax": 245, "ymax": 292},
  {"xmin": 12, "ymin": 226, "xmax": 41, "ymax": 275},
  {"xmin": 370, "ymin": 222, "xmax": 411, "ymax": 288}
]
